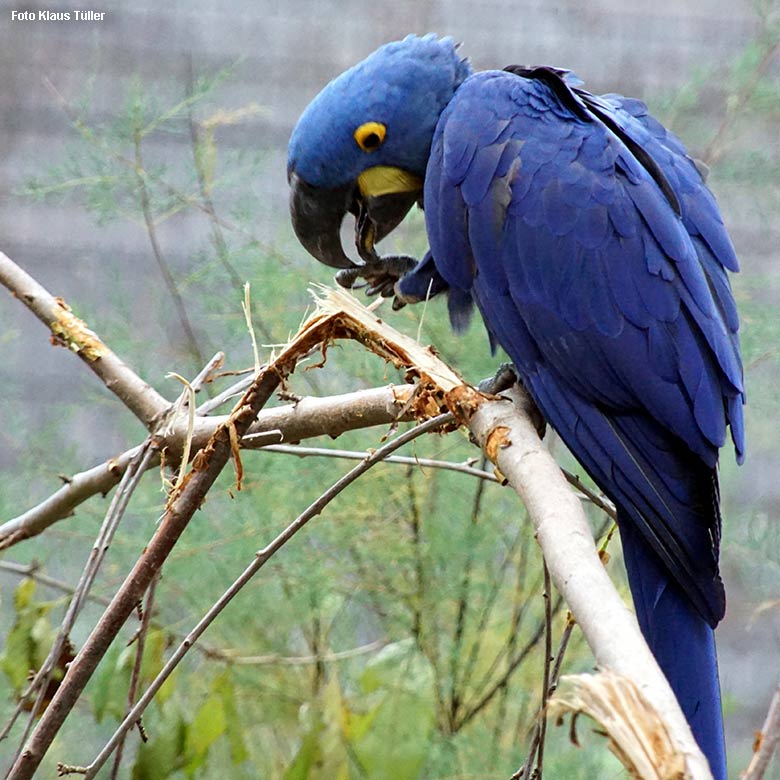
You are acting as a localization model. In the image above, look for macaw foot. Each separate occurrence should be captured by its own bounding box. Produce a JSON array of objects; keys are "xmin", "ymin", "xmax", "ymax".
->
[
  {"xmin": 478, "ymin": 363, "xmax": 520, "ymax": 395},
  {"xmin": 335, "ymin": 254, "xmax": 419, "ymax": 303},
  {"xmin": 478, "ymin": 364, "xmax": 547, "ymax": 439}
]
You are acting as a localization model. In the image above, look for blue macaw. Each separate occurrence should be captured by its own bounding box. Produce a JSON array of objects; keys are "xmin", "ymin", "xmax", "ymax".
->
[{"xmin": 287, "ymin": 35, "xmax": 744, "ymax": 779}]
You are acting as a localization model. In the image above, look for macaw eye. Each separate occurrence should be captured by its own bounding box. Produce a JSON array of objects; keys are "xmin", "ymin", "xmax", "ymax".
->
[{"xmin": 354, "ymin": 122, "xmax": 386, "ymax": 152}]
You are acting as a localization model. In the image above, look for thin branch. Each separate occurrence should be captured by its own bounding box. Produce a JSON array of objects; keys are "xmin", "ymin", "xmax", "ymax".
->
[
  {"xmin": 183, "ymin": 77, "xmax": 327, "ymax": 400},
  {"xmin": 195, "ymin": 372, "xmax": 255, "ymax": 414},
  {"xmin": 404, "ymin": 466, "xmax": 449, "ymax": 730},
  {"xmin": 188, "ymin": 351, "xmax": 225, "ymax": 394},
  {"xmin": 0, "ymin": 562, "xmax": 111, "ymax": 608},
  {"xmin": 187, "ymin": 108, "xmax": 245, "ymax": 293},
  {"xmin": 700, "ymin": 37, "xmax": 780, "ymax": 166},
  {"xmin": 133, "ymin": 130, "xmax": 206, "ymax": 372},
  {"xmin": 41, "ymin": 75, "xmax": 277, "ymax": 254},
  {"xmin": 561, "ymin": 470, "xmax": 616, "ymax": 520},
  {"xmin": 522, "ymin": 562, "xmax": 554, "ymax": 780},
  {"xmin": 253, "ymin": 443, "xmax": 497, "ymax": 482},
  {"xmin": 0, "ymin": 559, "xmax": 385, "ymax": 670},
  {"xmin": 77, "ymin": 412, "xmax": 453, "ymax": 779},
  {"xmin": 537, "ymin": 563, "xmax": 554, "ymax": 780},
  {"xmin": 455, "ymin": 527, "xmax": 527, "ymax": 725},
  {"xmin": 742, "ymin": 686, "xmax": 780, "ymax": 780},
  {"xmin": 448, "ymin": 457, "xmax": 489, "ymax": 729},
  {"xmin": 109, "ymin": 571, "xmax": 159, "ymax": 780},
  {"xmin": 224, "ymin": 639, "xmax": 389, "ymax": 666},
  {"xmin": 0, "ymin": 251, "xmax": 168, "ymax": 429},
  {"xmin": 456, "ymin": 594, "xmax": 565, "ymax": 732}
]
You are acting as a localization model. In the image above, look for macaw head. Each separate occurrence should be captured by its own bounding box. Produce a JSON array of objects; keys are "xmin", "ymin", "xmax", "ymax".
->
[{"xmin": 288, "ymin": 34, "xmax": 471, "ymax": 269}]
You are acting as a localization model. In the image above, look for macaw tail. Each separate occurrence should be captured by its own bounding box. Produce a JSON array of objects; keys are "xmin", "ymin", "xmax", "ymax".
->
[{"xmin": 619, "ymin": 518, "xmax": 727, "ymax": 780}]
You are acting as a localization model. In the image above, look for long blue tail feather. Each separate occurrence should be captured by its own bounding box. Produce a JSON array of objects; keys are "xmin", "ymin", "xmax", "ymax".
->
[{"xmin": 620, "ymin": 518, "xmax": 726, "ymax": 780}]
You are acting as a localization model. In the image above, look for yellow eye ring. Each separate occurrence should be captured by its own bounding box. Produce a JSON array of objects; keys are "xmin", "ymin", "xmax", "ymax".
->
[{"xmin": 354, "ymin": 122, "xmax": 386, "ymax": 152}]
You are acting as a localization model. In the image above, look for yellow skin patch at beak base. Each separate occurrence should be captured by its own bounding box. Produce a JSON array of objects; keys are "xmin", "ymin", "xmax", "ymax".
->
[{"xmin": 357, "ymin": 166, "xmax": 423, "ymax": 198}]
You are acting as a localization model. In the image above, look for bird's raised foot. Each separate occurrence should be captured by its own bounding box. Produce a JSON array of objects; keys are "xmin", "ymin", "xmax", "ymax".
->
[{"xmin": 335, "ymin": 254, "xmax": 419, "ymax": 307}]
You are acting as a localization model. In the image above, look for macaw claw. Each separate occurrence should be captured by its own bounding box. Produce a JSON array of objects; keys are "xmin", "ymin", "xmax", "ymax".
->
[
  {"xmin": 478, "ymin": 363, "xmax": 547, "ymax": 438},
  {"xmin": 334, "ymin": 254, "xmax": 419, "ymax": 307}
]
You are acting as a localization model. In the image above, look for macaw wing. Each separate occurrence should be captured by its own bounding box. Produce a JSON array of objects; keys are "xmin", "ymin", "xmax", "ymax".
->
[{"xmin": 424, "ymin": 68, "xmax": 745, "ymax": 624}]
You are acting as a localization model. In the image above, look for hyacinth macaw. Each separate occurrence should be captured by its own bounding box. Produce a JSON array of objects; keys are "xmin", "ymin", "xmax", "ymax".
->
[{"xmin": 287, "ymin": 35, "xmax": 744, "ymax": 779}]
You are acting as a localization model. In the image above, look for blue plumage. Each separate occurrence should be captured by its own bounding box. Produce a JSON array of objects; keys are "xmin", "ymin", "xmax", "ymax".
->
[{"xmin": 288, "ymin": 37, "xmax": 745, "ymax": 780}]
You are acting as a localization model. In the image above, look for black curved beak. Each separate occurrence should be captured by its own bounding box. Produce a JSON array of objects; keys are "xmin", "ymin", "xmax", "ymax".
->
[
  {"xmin": 289, "ymin": 172, "xmax": 356, "ymax": 269},
  {"xmin": 289, "ymin": 170, "xmax": 421, "ymax": 270}
]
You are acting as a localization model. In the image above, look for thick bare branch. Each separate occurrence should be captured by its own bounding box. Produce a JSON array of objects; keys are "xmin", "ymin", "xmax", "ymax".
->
[
  {"xmin": 0, "ymin": 385, "xmax": 415, "ymax": 549},
  {"xmin": 468, "ymin": 386, "xmax": 712, "ymax": 780},
  {"xmin": 0, "ymin": 251, "xmax": 168, "ymax": 429}
]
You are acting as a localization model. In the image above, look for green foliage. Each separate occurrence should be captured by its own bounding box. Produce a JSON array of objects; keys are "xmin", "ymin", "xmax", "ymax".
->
[{"xmin": 0, "ymin": 579, "xmax": 55, "ymax": 691}]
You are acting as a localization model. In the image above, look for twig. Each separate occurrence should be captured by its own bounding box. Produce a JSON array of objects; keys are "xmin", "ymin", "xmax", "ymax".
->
[
  {"xmin": 0, "ymin": 251, "xmax": 168, "ymax": 429},
  {"xmin": 224, "ymin": 638, "xmax": 389, "ymax": 666},
  {"xmin": 254, "ymin": 443, "xmax": 498, "ymax": 482},
  {"xmin": 186, "ymin": 87, "xmax": 246, "ymax": 295},
  {"xmin": 405, "ymin": 466, "xmax": 449, "ymax": 726},
  {"xmin": 76, "ymin": 412, "xmax": 453, "ymax": 779},
  {"xmin": 511, "ymin": 575, "xmax": 554, "ymax": 780},
  {"xmin": 742, "ymin": 686, "xmax": 780, "ymax": 780},
  {"xmin": 535, "ymin": 562, "xmax": 554, "ymax": 780},
  {"xmin": 133, "ymin": 130, "xmax": 206, "ymax": 373},
  {"xmin": 0, "ymin": 561, "xmax": 111, "ymax": 608},
  {"xmin": 457, "ymin": 594, "xmax": 564, "ymax": 732},
  {"xmin": 188, "ymin": 351, "xmax": 224, "ymax": 394},
  {"xmin": 41, "ymin": 75, "xmax": 277, "ymax": 254},
  {"xmin": 183, "ymin": 89, "xmax": 320, "ymax": 396},
  {"xmin": 700, "ymin": 38, "xmax": 780, "ymax": 166},
  {"xmin": 195, "ymin": 372, "xmax": 255, "ymax": 414},
  {"xmin": 448, "ymin": 457, "xmax": 489, "ymax": 728},
  {"xmin": 548, "ymin": 615, "xmax": 576, "ymax": 700},
  {"xmin": 0, "ymin": 559, "xmax": 385, "ymax": 670},
  {"xmin": 516, "ymin": 610, "xmax": 577, "ymax": 780},
  {"xmin": 109, "ymin": 571, "xmax": 160, "ymax": 780},
  {"xmin": 454, "ymin": 527, "xmax": 527, "ymax": 727},
  {"xmin": 561, "ymin": 471, "xmax": 616, "ymax": 520}
]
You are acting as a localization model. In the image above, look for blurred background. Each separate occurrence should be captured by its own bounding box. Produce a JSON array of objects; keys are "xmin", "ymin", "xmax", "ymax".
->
[{"xmin": 1, "ymin": 1, "xmax": 778, "ymax": 778}]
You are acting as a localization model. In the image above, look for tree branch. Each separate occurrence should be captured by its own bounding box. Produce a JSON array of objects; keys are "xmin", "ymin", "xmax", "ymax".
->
[
  {"xmin": 467, "ymin": 386, "xmax": 713, "ymax": 780},
  {"xmin": 3, "ymin": 283, "xmax": 714, "ymax": 778},
  {"xmin": 133, "ymin": 131, "xmax": 207, "ymax": 373},
  {"xmin": 0, "ymin": 251, "xmax": 169, "ymax": 429},
  {"xmin": 0, "ymin": 385, "xmax": 416, "ymax": 549}
]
